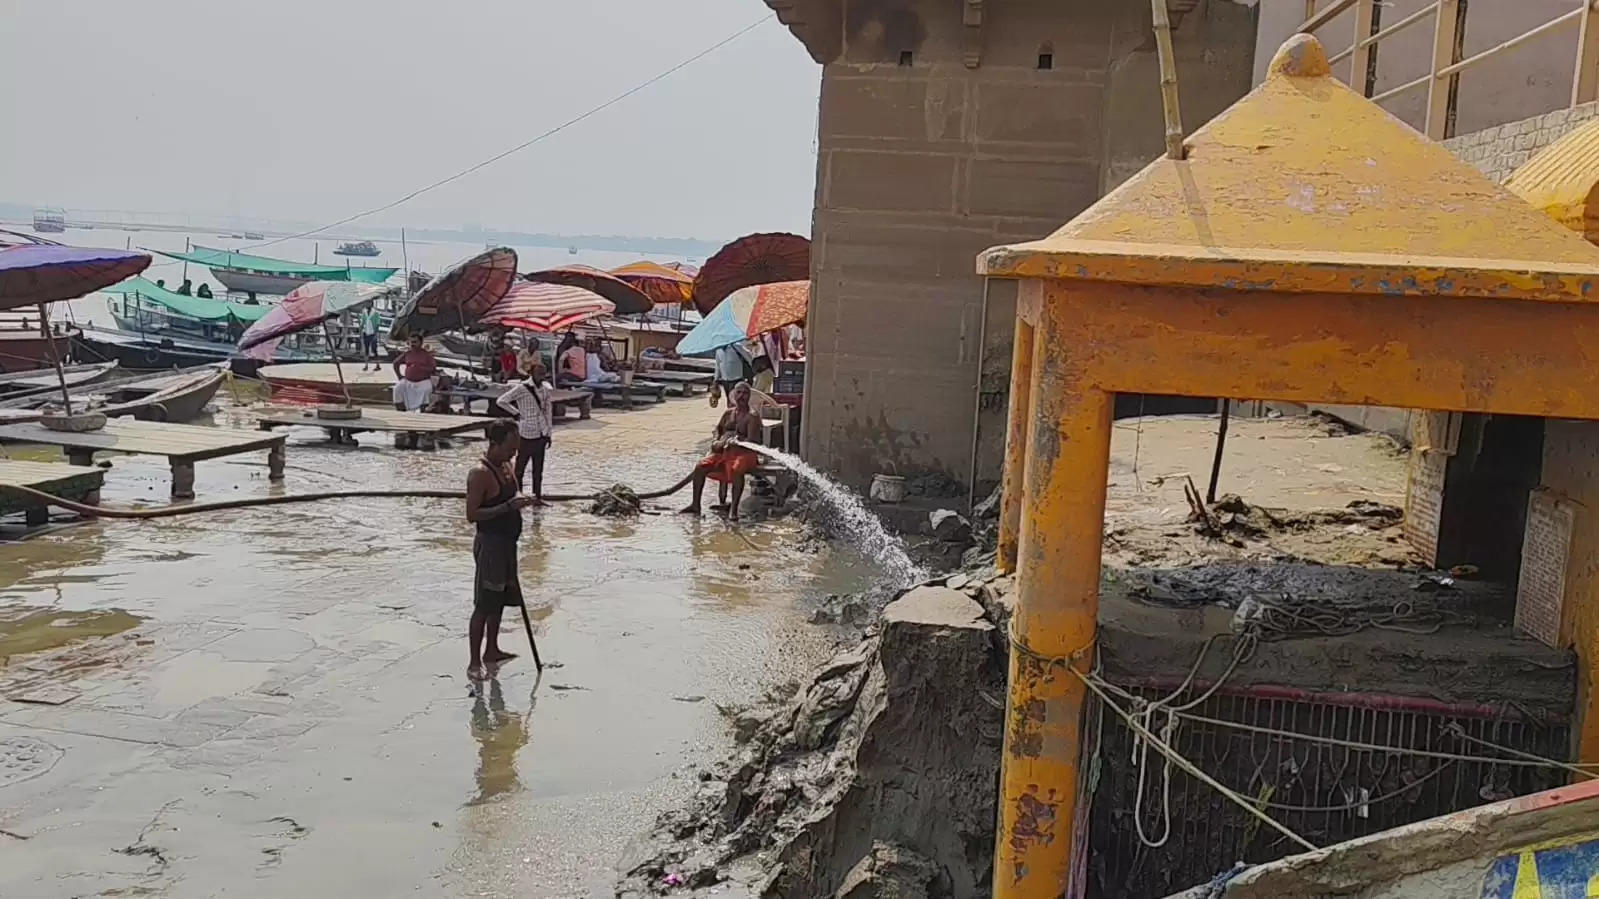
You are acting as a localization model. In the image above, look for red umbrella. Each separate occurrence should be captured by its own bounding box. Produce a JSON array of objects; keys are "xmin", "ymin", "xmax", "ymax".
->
[
  {"xmin": 691, "ymin": 232, "xmax": 809, "ymax": 314},
  {"xmin": 522, "ymin": 265, "xmax": 653, "ymax": 316},
  {"xmin": 389, "ymin": 246, "xmax": 517, "ymax": 338},
  {"xmin": 481, "ymin": 282, "xmax": 615, "ymax": 333}
]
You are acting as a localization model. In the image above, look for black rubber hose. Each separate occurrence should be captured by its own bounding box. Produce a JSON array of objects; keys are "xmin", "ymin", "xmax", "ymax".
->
[{"xmin": 0, "ymin": 470, "xmax": 697, "ymax": 521}]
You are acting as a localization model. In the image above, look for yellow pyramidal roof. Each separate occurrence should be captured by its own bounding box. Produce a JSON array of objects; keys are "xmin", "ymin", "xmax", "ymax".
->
[
  {"xmin": 1505, "ymin": 117, "xmax": 1599, "ymax": 243},
  {"xmin": 979, "ymin": 34, "xmax": 1599, "ymax": 302}
]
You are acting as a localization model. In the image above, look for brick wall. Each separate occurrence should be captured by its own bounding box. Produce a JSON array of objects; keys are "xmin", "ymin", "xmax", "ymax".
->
[
  {"xmin": 1445, "ymin": 102, "xmax": 1599, "ymax": 183},
  {"xmin": 797, "ymin": 0, "xmax": 1256, "ymax": 491}
]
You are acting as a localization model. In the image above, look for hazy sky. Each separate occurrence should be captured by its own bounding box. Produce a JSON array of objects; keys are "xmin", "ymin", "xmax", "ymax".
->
[{"xmin": 0, "ymin": 1, "xmax": 821, "ymax": 240}]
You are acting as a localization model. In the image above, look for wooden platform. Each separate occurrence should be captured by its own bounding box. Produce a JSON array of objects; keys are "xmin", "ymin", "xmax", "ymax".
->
[
  {"xmin": 0, "ymin": 460, "xmax": 107, "ymax": 525},
  {"xmin": 0, "ymin": 419, "xmax": 285, "ymax": 499},
  {"xmin": 634, "ymin": 370, "xmax": 713, "ymax": 396},
  {"xmin": 254, "ymin": 406, "xmax": 493, "ymax": 448}
]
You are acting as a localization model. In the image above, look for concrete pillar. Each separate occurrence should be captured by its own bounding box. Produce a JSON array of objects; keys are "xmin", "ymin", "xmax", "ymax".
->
[{"xmin": 994, "ymin": 298, "xmax": 1113, "ymax": 899}]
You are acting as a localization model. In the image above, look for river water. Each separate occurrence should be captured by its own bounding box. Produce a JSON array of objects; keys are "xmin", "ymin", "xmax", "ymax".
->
[{"xmin": 0, "ymin": 396, "xmax": 872, "ymax": 897}]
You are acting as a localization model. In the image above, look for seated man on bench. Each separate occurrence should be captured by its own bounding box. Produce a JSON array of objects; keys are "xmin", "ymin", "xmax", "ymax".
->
[{"xmin": 680, "ymin": 382, "xmax": 764, "ymax": 521}]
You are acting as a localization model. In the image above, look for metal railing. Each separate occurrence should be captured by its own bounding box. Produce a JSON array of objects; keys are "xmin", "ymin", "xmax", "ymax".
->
[{"xmin": 1299, "ymin": 0, "xmax": 1599, "ymax": 139}]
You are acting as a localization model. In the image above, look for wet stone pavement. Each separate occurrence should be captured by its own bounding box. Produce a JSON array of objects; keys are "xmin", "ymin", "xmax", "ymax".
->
[{"xmin": 0, "ymin": 399, "xmax": 857, "ymax": 897}]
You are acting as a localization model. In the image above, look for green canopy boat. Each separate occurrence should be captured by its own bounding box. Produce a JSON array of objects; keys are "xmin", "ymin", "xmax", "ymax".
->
[{"xmin": 149, "ymin": 245, "xmax": 397, "ymax": 295}]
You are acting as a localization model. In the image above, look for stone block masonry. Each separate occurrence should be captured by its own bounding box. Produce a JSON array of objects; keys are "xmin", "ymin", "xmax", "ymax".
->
[
  {"xmin": 777, "ymin": 0, "xmax": 1257, "ymax": 493},
  {"xmin": 1445, "ymin": 102, "xmax": 1599, "ymax": 183}
]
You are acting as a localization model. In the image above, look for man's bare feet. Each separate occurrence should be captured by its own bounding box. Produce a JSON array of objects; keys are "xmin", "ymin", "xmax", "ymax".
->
[
  {"xmin": 484, "ymin": 649, "xmax": 518, "ymax": 665},
  {"xmin": 678, "ymin": 505, "xmax": 701, "ymax": 515}
]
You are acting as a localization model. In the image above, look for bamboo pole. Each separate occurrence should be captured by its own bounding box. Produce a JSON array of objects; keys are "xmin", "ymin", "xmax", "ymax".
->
[{"xmin": 1151, "ymin": 0, "xmax": 1186, "ymax": 160}]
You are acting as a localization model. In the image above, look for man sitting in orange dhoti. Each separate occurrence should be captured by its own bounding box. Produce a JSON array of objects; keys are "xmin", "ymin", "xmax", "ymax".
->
[{"xmin": 680, "ymin": 382, "xmax": 764, "ymax": 521}]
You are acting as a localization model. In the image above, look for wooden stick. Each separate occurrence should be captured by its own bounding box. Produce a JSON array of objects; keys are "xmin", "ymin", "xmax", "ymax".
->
[
  {"xmin": 1151, "ymin": 0, "xmax": 1186, "ymax": 161},
  {"xmin": 1207, "ymin": 399, "xmax": 1229, "ymax": 504},
  {"xmin": 517, "ymin": 601, "xmax": 543, "ymax": 670}
]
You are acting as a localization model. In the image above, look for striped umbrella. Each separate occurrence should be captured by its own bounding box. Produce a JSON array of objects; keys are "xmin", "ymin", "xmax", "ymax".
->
[
  {"xmin": 523, "ymin": 265, "xmax": 653, "ymax": 316},
  {"xmin": 482, "ymin": 281, "xmax": 615, "ymax": 333},
  {"xmin": 676, "ymin": 281, "xmax": 808, "ymax": 356},
  {"xmin": 609, "ymin": 260, "xmax": 695, "ymax": 306}
]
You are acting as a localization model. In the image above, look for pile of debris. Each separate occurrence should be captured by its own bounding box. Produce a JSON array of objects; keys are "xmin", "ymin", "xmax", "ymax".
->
[
  {"xmin": 588, "ymin": 484, "xmax": 642, "ymax": 516},
  {"xmin": 620, "ymin": 573, "xmax": 1012, "ymax": 898}
]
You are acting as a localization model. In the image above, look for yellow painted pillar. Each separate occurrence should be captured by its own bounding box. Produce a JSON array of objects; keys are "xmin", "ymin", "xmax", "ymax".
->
[
  {"xmin": 997, "ymin": 316, "xmax": 1035, "ymax": 574},
  {"xmin": 994, "ymin": 296, "xmax": 1114, "ymax": 899}
]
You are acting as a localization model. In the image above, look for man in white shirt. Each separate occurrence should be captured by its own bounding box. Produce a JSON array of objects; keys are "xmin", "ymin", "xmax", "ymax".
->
[
  {"xmin": 496, "ymin": 359, "xmax": 555, "ymax": 501},
  {"xmin": 713, "ymin": 342, "xmax": 750, "ymax": 406}
]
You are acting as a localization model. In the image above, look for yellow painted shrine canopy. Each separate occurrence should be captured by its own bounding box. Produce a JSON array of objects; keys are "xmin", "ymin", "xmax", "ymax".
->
[
  {"xmin": 979, "ymin": 34, "xmax": 1599, "ymax": 303},
  {"xmin": 1507, "ymin": 118, "xmax": 1599, "ymax": 244}
]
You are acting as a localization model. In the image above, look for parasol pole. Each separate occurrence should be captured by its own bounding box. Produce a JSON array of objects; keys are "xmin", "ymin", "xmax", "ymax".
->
[
  {"xmin": 182, "ymin": 237, "xmax": 190, "ymax": 281},
  {"xmin": 36, "ymin": 304, "xmax": 72, "ymax": 415},
  {"xmin": 321, "ymin": 319, "xmax": 353, "ymax": 406}
]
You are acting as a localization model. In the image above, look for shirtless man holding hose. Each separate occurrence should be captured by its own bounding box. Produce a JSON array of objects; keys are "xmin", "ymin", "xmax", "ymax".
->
[{"xmin": 680, "ymin": 382, "xmax": 764, "ymax": 521}]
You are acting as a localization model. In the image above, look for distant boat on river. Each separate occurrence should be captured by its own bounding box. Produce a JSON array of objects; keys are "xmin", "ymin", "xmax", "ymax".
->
[{"xmin": 334, "ymin": 240, "xmax": 381, "ymax": 257}]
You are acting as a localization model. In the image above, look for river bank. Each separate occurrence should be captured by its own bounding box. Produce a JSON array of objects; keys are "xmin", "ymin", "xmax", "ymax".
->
[{"xmin": 0, "ymin": 397, "xmax": 872, "ymax": 897}]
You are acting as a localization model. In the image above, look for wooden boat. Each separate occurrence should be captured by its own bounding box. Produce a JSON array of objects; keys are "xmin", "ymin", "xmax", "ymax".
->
[
  {"xmin": 437, "ymin": 332, "xmax": 491, "ymax": 358},
  {"xmin": 0, "ymin": 366, "xmax": 224, "ymax": 424},
  {"xmin": 0, "ymin": 361, "xmax": 117, "ymax": 393},
  {"xmin": 1164, "ymin": 779, "xmax": 1599, "ymax": 899}
]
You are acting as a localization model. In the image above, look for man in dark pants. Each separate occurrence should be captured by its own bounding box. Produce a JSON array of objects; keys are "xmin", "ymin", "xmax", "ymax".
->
[
  {"xmin": 495, "ymin": 359, "xmax": 554, "ymax": 501},
  {"xmin": 464, "ymin": 420, "xmax": 533, "ymax": 680}
]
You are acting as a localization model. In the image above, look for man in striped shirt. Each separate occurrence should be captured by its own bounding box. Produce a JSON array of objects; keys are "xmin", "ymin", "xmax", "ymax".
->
[{"xmin": 496, "ymin": 358, "xmax": 554, "ymax": 501}]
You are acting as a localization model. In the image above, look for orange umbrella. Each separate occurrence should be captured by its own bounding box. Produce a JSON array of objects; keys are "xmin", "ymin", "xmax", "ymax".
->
[
  {"xmin": 691, "ymin": 232, "xmax": 809, "ymax": 314},
  {"xmin": 609, "ymin": 260, "xmax": 694, "ymax": 306}
]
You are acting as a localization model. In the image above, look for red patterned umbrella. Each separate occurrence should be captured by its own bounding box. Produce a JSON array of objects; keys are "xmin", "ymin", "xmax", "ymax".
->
[
  {"xmin": 389, "ymin": 246, "xmax": 517, "ymax": 338},
  {"xmin": 523, "ymin": 265, "xmax": 653, "ymax": 316},
  {"xmin": 481, "ymin": 282, "xmax": 615, "ymax": 333},
  {"xmin": 691, "ymin": 232, "xmax": 809, "ymax": 314}
]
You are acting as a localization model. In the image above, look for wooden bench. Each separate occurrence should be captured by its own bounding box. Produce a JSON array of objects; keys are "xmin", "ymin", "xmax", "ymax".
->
[
  {"xmin": 440, "ymin": 387, "xmax": 593, "ymax": 422},
  {"xmin": 0, "ymin": 419, "xmax": 285, "ymax": 499},
  {"xmin": 255, "ymin": 407, "xmax": 492, "ymax": 450},
  {"xmin": 631, "ymin": 369, "xmax": 714, "ymax": 397},
  {"xmin": 586, "ymin": 381, "xmax": 667, "ymax": 409},
  {"xmin": 549, "ymin": 388, "xmax": 593, "ymax": 420}
]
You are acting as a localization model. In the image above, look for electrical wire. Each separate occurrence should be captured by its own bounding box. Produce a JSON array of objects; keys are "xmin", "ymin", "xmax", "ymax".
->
[{"xmin": 242, "ymin": 16, "xmax": 771, "ymax": 252}]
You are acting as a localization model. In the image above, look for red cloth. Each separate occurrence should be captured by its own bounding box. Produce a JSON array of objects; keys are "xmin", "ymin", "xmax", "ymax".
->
[
  {"xmin": 396, "ymin": 347, "xmax": 437, "ymax": 382},
  {"xmin": 498, "ymin": 349, "xmax": 518, "ymax": 376},
  {"xmin": 699, "ymin": 447, "xmax": 759, "ymax": 483}
]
